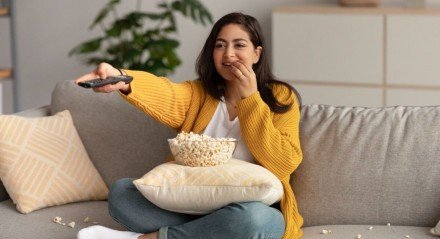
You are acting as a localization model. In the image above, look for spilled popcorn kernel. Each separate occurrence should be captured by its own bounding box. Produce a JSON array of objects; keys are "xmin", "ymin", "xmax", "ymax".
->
[
  {"xmin": 52, "ymin": 216, "xmax": 75, "ymax": 229},
  {"xmin": 68, "ymin": 222, "xmax": 75, "ymax": 228},
  {"xmin": 357, "ymin": 235, "xmax": 362, "ymax": 239},
  {"xmin": 368, "ymin": 226, "xmax": 373, "ymax": 230},
  {"xmin": 387, "ymin": 223, "xmax": 391, "ymax": 226},
  {"xmin": 405, "ymin": 235, "xmax": 410, "ymax": 238},
  {"xmin": 53, "ymin": 217, "xmax": 62, "ymax": 224},
  {"xmin": 321, "ymin": 229, "xmax": 329, "ymax": 234},
  {"xmin": 84, "ymin": 217, "xmax": 90, "ymax": 223}
]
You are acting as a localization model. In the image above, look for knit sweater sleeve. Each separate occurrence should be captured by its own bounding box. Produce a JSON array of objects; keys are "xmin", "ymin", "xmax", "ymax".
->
[
  {"xmin": 119, "ymin": 70, "xmax": 193, "ymax": 129},
  {"xmin": 237, "ymin": 85, "xmax": 302, "ymax": 180}
]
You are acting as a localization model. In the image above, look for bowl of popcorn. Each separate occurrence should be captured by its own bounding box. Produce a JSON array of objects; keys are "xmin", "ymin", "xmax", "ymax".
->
[{"xmin": 168, "ymin": 132, "xmax": 238, "ymax": 167}]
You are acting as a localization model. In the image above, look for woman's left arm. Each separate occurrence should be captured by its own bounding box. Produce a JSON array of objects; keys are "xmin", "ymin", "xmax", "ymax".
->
[{"xmin": 237, "ymin": 87, "xmax": 302, "ymax": 181}]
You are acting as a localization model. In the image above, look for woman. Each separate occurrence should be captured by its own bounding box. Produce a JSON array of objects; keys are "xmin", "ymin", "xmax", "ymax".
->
[{"xmin": 76, "ymin": 12, "xmax": 303, "ymax": 239}]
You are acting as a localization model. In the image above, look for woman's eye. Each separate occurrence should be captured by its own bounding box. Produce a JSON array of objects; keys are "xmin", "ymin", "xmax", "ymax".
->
[
  {"xmin": 215, "ymin": 43, "xmax": 225, "ymax": 48},
  {"xmin": 235, "ymin": 43, "xmax": 246, "ymax": 48}
]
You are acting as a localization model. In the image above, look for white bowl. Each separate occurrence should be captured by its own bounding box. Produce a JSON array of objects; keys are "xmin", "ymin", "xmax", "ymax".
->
[{"xmin": 168, "ymin": 138, "xmax": 238, "ymax": 167}]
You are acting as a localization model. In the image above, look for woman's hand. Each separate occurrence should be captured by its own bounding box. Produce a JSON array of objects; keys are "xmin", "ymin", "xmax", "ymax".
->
[
  {"xmin": 75, "ymin": 62, "xmax": 131, "ymax": 93},
  {"xmin": 229, "ymin": 61, "xmax": 258, "ymax": 99}
]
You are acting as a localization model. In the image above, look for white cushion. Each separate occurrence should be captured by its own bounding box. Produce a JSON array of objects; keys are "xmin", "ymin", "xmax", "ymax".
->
[{"xmin": 133, "ymin": 159, "xmax": 283, "ymax": 214}]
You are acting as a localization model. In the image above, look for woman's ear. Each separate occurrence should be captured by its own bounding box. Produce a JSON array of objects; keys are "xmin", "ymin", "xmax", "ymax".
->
[{"xmin": 254, "ymin": 46, "xmax": 262, "ymax": 64}]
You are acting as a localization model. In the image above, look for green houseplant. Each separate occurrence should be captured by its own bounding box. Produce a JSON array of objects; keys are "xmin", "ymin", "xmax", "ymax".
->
[{"xmin": 69, "ymin": 0, "xmax": 212, "ymax": 76}]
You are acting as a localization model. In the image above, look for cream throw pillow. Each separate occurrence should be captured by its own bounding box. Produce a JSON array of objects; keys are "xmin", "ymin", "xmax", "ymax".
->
[
  {"xmin": 0, "ymin": 110, "xmax": 108, "ymax": 213},
  {"xmin": 133, "ymin": 159, "xmax": 283, "ymax": 214},
  {"xmin": 432, "ymin": 220, "xmax": 440, "ymax": 236}
]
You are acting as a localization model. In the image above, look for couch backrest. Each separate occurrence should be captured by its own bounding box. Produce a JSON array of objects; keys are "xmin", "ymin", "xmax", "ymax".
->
[
  {"xmin": 50, "ymin": 80, "xmax": 176, "ymax": 188},
  {"xmin": 294, "ymin": 104, "xmax": 440, "ymax": 227}
]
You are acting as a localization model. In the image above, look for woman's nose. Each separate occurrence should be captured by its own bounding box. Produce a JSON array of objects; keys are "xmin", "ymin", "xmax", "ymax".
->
[{"xmin": 224, "ymin": 45, "xmax": 235, "ymax": 58}]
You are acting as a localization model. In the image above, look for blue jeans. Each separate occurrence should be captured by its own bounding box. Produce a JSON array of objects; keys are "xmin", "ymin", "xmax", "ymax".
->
[{"xmin": 108, "ymin": 178, "xmax": 285, "ymax": 239}]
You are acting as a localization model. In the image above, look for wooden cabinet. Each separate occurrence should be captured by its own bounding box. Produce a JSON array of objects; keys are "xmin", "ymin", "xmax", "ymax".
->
[{"xmin": 272, "ymin": 5, "xmax": 440, "ymax": 107}]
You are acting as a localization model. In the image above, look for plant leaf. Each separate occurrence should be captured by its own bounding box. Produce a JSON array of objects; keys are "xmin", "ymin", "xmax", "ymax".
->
[
  {"xmin": 69, "ymin": 38, "xmax": 103, "ymax": 56},
  {"xmin": 157, "ymin": 2, "xmax": 169, "ymax": 10},
  {"xmin": 171, "ymin": 0, "xmax": 213, "ymax": 26},
  {"xmin": 163, "ymin": 11, "xmax": 177, "ymax": 33},
  {"xmin": 90, "ymin": 0, "xmax": 120, "ymax": 29},
  {"xmin": 71, "ymin": 0, "xmax": 212, "ymax": 76}
]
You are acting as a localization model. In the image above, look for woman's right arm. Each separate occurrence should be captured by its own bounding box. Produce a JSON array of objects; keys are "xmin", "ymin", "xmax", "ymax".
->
[{"xmin": 75, "ymin": 63, "xmax": 194, "ymax": 129}]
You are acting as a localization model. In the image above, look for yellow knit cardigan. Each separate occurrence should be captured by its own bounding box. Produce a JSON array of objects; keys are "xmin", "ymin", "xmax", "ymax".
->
[{"xmin": 121, "ymin": 70, "xmax": 304, "ymax": 239}]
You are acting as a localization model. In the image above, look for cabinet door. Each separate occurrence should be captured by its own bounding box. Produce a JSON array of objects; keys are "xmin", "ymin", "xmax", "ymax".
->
[
  {"xmin": 272, "ymin": 12, "xmax": 383, "ymax": 85},
  {"xmin": 387, "ymin": 15, "xmax": 440, "ymax": 87}
]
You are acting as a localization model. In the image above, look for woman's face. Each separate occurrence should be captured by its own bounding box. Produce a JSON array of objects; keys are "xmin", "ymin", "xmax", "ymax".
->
[{"xmin": 213, "ymin": 24, "xmax": 261, "ymax": 82}]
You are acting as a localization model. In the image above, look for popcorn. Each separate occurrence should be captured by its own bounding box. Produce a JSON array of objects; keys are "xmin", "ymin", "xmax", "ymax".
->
[
  {"xmin": 387, "ymin": 223, "xmax": 391, "ymax": 226},
  {"xmin": 52, "ymin": 216, "xmax": 76, "ymax": 229},
  {"xmin": 321, "ymin": 229, "xmax": 329, "ymax": 234},
  {"xmin": 67, "ymin": 222, "xmax": 75, "ymax": 228},
  {"xmin": 83, "ymin": 217, "xmax": 90, "ymax": 223},
  {"xmin": 357, "ymin": 235, "xmax": 362, "ymax": 239},
  {"xmin": 368, "ymin": 226, "xmax": 373, "ymax": 230},
  {"xmin": 169, "ymin": 132, "xmax": 237, "ymax": 167},
  {"xmin": 53, "ymin": 217, "xmax": 62, "ymax": 224}
]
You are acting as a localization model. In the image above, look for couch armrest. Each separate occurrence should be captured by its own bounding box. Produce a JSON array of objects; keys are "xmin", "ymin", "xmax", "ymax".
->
[{"xmin": 13, "ymin": 105, "xmax": 51, "ymax": 117}]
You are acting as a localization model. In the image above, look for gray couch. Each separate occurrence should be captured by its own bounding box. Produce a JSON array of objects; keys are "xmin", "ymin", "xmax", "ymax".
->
[{"xmin": 0, "ymin": 80, "xmax": 439, "ymax": 239}]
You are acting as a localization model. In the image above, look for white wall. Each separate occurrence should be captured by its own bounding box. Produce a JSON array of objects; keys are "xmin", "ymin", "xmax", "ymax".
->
[
  {"xmin": 2, "ymin": 0, "xmax": 433, "ymax": 112},
  {"xmin": 3, "ymin": 0, "xmax": 336, "ymax": 112}
]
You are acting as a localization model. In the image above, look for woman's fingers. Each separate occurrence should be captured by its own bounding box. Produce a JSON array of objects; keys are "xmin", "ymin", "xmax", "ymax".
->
[
  {"xmin": 230, "ymin": 63, "xmax": 245, "ymax": 80},
  {"xmin": 74, "ymin": 72, "xmax": 98, "ymax": 84},
  {"xmin": 229, "ymin": 61, "xmax": 258, "ymax": 99},
  {"xmin": 74, "ymin": 62, "xmax": 129, "ymax": 93},
  {"xmin": 75, "ymin": 62, "xmax": 119, "ymax": 86},
  {"xmin": 95, "ymin": 62, "xmax": 111, "ymax": 79},
  {"xmin": 230, "ymin": 61, "xmax": 254, "ymax": 82},
  {"xmin": 233, "ymin": 61, "xmax": 251, "ymax": 75}
]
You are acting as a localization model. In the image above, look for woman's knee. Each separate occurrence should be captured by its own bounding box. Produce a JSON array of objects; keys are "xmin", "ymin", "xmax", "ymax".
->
[
  {"xmin": 228, "ymin": 202, "xmax": 285, "ymax": 238},
  {"xmin": 108, "ymin": 178, "xmax": 136, "ymax": 215},
  {"xmin": 109, "ymin": 178, "xmax": 135, "ymax": 199}
]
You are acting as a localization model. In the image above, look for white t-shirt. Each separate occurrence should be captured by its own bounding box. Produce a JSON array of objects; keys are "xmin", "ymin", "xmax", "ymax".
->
[{"xmin": 203, "ymin": 97, "xmax": 255, "ymax": 163}]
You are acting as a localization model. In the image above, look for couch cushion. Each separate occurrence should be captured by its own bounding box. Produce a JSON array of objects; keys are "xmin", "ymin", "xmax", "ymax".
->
[
  {"xmin": 0, "ymin": 199, "xmax": 124, "ymax": 239},
  {"xmin": 302, "ymin": 225, "xmax": 437, "ymax": 239},
  {"xmin": 50, "ymin": 80, "xmax": 176, "ymax": 188},
  {"xmin": 295, "ymin": 105, "xmax": 440, "ymax": 227}
]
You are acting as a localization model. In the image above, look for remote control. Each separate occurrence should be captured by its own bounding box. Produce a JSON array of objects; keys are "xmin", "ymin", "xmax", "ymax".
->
[{"xmin": 78, "ymin": 75, "xmax": 133, "ymax": 88}]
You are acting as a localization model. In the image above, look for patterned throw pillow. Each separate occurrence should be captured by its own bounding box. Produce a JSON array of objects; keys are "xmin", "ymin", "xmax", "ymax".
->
[
  {"xmin": 0, "ymin": 110, "xmax": 108, "ymax": 213},
  {"xmin": 133, "ymin": 159, "xmax": 283, "ymax": 214}
]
